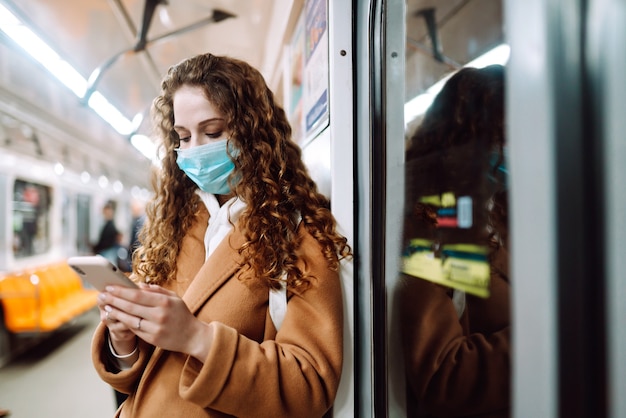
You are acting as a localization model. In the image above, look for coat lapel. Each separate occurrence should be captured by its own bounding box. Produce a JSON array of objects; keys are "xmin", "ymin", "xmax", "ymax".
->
[
  {"xmin": 182, "ymin": 223, "xmax": 247, "ymax": 314},
  {"xmin": 143, "ymin": 223, "xmax": 248, "ymax": 376}
]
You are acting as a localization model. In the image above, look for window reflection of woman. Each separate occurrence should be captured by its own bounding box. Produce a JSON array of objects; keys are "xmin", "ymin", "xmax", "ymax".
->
[{"xmin": 401, "ymin": 65, "xmax": 510, "ymax": 418}]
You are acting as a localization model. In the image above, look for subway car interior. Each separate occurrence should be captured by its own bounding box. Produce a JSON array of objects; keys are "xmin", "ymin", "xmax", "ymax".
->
[{"xmin": 0, "ymin": 0, "xmax": 625, "ymax": 417}]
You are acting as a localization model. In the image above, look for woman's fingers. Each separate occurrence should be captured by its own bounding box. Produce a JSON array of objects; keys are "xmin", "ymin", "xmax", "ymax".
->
[
  {"xmin": 105, "ymin": 304, "xmax": 148, "ymax": 334},
  {"xmin": 141, "ymin": 284, "xmax": 177, "ymax": 296},
  {"xmin": 98, "ymin": 286, "xmax": 166, "ymax": 339},
  {"xmin": 99, "ymin": 286, "xmax": 153, "ymax": 318},
  {"xmin": 102, "ymin": 284, "xmax": 173, "ymax": 307},
  {"xmin": 100, "ymin": 305, "xmax": 136, "ymax": 343},
  {"xmin": 99, "ymin": 284, "xmax": 202, "ymax": 353}
]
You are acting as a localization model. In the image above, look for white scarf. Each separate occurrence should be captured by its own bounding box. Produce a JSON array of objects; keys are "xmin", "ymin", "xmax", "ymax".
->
[
  {"xmin": 195, "ymin": 190, "xmax": 289, "ymax": 330},
  {"xmin": 196, "ymin": 191, "xmax": 246, "ymax": 261}
]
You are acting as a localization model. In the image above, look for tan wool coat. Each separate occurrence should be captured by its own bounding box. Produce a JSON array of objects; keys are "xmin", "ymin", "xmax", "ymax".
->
[
  {"xmin": 399, "ymin": 245, "xmax": 511, "ymax": 418},
  {"xmin": 92, "ymin": 206, "xmax": 344, "ymax": 418}
]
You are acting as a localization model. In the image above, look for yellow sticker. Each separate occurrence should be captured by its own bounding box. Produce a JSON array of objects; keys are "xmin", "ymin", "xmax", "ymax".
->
[
  {"xmin": 402, "ymin": 242, "xmax": 490, "ymax": 298},
  {"xmin": 403, "ymin": 251, "xmax": 444, "ymax": 282},
  {"xmin": 442, "ymin": 257, "xmax": 490, "ymax": 298},
  {"xmin": 441, "ymin": 192, "xmax": 456, "ymax": 207}
]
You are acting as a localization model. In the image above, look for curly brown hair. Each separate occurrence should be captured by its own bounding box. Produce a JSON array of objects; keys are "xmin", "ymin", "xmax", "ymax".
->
[{"xmin": 133, "ymin": 53, "xmax": 351, "ymax": 290}]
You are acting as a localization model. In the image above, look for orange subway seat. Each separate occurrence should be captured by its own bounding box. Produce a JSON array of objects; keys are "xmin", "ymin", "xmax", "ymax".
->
[
  {"xmin": 32, "ymin": 270, "xmax": 68, "ymax": 331},
  {"xmin": 42, "ymin": 262, "xmax": 98, "ymax": 325},
  {"xmin": 44, "ymin": 263, "xmax": 80, "ymax": 317},
  {"xmin": 54, "ymin": 263, "xmax": 82, "ymax": 293},
  {"xmin": 38, "ymin": 266, "xmax": 68, "ymax": 307},
  {"xmin": 57, "ymin": 262, "xmax": 99, "ymax": 314},
  {"xmin": 47, "ymin": 263, "xmax": 75, "ymax": 300},
  {"xmin": 0, "ymin": 272, "xmax": 38, "ymax": 332},
  {"xmin": 1, "ymin": 262, "xmax": 100, "ymax": 334}
]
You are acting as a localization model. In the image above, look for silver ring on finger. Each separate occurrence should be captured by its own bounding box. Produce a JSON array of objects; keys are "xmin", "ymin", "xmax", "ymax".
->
[
  {"xmin": 105, "ymin": 311, "xmax": 110, "ymax": 322},
  {"xmin": 136, "ymin": 317, "xmax": 143, "ymax": 331}
]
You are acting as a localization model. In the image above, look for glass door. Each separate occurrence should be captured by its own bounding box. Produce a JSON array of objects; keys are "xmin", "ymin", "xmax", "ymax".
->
[
  {"xmin": 376, "ymin": 0, "xmax": 624, "ymax": 416},
  {"xmin": 384, "ymin": 0, "xmax": 512, "ymax": 416}
]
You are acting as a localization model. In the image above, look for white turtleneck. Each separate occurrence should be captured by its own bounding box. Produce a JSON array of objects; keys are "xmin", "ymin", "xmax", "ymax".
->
[
  {"xmin": 195, "ymin": 190, "xmax": 288, "ymax": 331},
  {"xmin": 110, "ymin": 192, "xmax": 250, "ymax": 367},
  {"xmin": 195, "ymin": 190, "xmax": 246, "ymax": 261}
]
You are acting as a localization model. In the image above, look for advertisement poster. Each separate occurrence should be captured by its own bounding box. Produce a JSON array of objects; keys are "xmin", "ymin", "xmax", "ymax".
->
[
  {"xmin": 303, "ymin": 0, "xmax": 329, "ymax": 141},
  {"xmin": 287, "ymin": 14, "xmax": 305, "ymax": 144}
]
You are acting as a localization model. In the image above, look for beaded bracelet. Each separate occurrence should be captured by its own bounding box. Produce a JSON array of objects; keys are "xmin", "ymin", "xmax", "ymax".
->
[{"xmin": 108, "ymin": 335, "xmax": 138, "ymax": 359}]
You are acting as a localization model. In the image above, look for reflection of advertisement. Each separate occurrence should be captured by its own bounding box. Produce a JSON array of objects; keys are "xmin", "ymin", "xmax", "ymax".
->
[
  {"xmin": 401, "ymin": 143, "xmax": 497, "ymax": 298},
  {"xmin": 304, "ymin": 0, "xmax": 329, "ymax": 138}
]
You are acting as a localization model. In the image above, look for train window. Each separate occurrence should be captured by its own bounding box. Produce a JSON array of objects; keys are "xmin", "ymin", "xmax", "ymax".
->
[
  {"xmin": 12, "ymin": 179, "xmax": 52, "ymax": 258},
  {"xmin": 395, "ymin": 0, "xmax": 510, "ymax": 416},
  {"xmin": 75, "ymin": 194, "xmax": 92, "ymax": 254}
]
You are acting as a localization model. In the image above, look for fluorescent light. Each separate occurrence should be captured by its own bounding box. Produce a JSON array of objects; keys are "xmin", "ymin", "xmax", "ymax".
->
[
  {"xmin": 0, "ymin": 3, "xmax": 87, "ymax": 97},
  {"xmin": 466, "ymin": 44, "xmax": 510, "ymax": 68},
  {"xmin": 131, "ymin": 185, "xmax": 151, "ymax": 201},
  {"xmin": 80, "ymin": 171, "xmax": 91, "ymax": 183},
  {"xmin": 88, "ymin": 92, "xmax": 133, "ymax": 135},
  {"xmin": 54, "ymin": 162, "xmax": 64, "ymax": 175},
  {"xmin": 113, "ymin": 180, "xmax": 124, "ymax": 193},
  {"xmin": 404, "ymin": 43, "xmax": 511, "ymax": 126},
  {"xmin": 404, "ymin": 75, "xmax": 452, "ymax": 124},
  {"xmin": 45, "ymin": 59, "xmax": 87, "ymax": 97},
  {"xmin": 98, "ymin": 175, "xmax": 109, "ymax": 189},
  {"xmin": 130, "ymin": 134, "xmax": 157, "ymax": 161},
  {"xmin": 0, "ymin": 3, "xmax": 136, "ymax": 136},
  {"xmin": 131, "ymin": 112, "xmax": 144, "ymax": 131},
  {"xmin": 0, "ymin": 3, "xmax": 18, "ymax": 25}
]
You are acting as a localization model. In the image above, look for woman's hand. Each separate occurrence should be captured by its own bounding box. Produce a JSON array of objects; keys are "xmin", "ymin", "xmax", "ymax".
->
[
  {"xmin": 98, "ymin": 291, "xmax": 137, "ymax": 357},
  {"xmin": 98, "ymin": 284, "xmax": 213, "ymax": 361}
]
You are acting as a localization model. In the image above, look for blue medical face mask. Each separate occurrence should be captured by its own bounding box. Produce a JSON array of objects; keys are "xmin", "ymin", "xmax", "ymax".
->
[{"xmin": 175, "ymin": 139, "xmax": 236, "ymax": 195}]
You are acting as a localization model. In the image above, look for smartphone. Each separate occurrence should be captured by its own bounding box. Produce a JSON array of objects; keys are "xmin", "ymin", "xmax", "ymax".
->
[{"xmin": 68, "ymin": 255, "xmax": 138, "ymax": 291}]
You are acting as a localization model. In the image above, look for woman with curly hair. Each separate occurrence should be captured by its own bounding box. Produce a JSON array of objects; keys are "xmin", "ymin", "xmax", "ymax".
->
[
  {"xmin": 91, "ymin": 53, "xmax": 351, "ymax": 418},
  {"xmin": 400, "ymin": 64, "xmax": 510, "ymax": 417}
]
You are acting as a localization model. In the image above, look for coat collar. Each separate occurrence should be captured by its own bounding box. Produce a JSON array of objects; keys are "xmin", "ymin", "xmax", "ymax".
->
[
  {"xmin": 142, "ymin": 215, "xmax": 248, "ymax": 375},
  {"xmin": 181, "ymin": 222, "xmax": 247, "ymax": 314}
]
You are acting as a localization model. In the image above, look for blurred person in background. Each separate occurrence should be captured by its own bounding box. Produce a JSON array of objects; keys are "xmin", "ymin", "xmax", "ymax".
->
[
  {"xmin": 93, "ymin": 200, "xmax": 124, "ymax": 267},
  {"xmin": 400, "ymin": 65, "xmax": 510, "ymax": 418}
]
